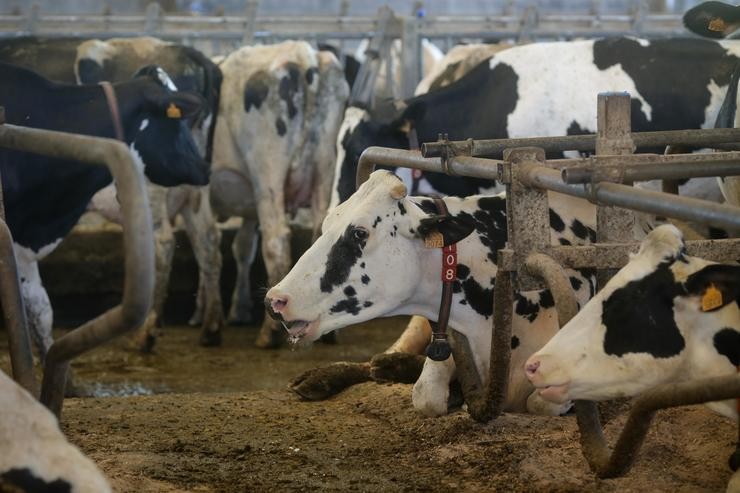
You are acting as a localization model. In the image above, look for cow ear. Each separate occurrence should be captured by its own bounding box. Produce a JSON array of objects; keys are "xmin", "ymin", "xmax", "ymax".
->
[
  {"xmin": 416, "ymin": 214, "xmax": 475, "ymax": 248},
  {"xmin": 147, "ymin": 91, "xmax": 205, "ymax": 120},
  {"xmin": 683, "ymin": 1, "xmax": 740, "ymax": 38},
  {"xmin": 684, "ymin": 264, "xmax": 740, "ymax": 312}
]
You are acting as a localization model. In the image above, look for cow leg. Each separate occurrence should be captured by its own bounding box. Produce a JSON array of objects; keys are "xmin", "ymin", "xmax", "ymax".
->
[
  {"xmin": 180, "ymin": 188, "xmax": 224, "ymax": 347},
  {"xmin": 525, "ymin": 390, "xmax": 573, "ymax": 416},
  {"xmin": 17, "ymin": 257, "xmax": 53, "ymax": 362},
  {"xmin": 228, "ymin": 218, "xmax": 258, "ymax": 325},
  {"xmin": 412, "ymin": 355, "xmax": 456, "ymax": 417}
]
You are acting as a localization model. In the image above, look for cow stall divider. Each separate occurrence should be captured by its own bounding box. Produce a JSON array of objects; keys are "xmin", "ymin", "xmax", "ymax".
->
[
  {"xmin": 0, "ymin": 110, "xmax": 154, "ymax": 420},
  {"xmin": 355, "ymin": 92, "xmax": 740, "ymax": 479}
]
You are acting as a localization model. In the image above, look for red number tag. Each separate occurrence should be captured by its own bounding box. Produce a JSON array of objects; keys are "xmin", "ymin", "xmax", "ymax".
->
[{"xmin": 441, "ymin": 243, "xmax": 457, "ymax": 282}]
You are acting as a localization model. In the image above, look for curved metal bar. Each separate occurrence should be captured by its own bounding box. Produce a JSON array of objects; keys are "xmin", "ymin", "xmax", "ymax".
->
[
  {"xmin": 523, "ymin": 253, "xmax": 579, "ymax": 326},
  {"xmin": 576, "ymin": 375, "xmax": 740, "ymax": 478},
  {"xmin": 0, "ymin": 218, "xmax": 37, "ymax": 396},
  {"xmin": 0, "ymin": 123, "xmax": 153, "ymax": 418}
]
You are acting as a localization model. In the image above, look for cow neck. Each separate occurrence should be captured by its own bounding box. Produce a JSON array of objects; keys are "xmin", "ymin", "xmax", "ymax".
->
[
  {"xmin": 99, "ymin": 81, "xmax": 125, "ymax": 142},
  {"xmin": 424, "ymin": 197, "xmax": 457, "ymax": 362}
]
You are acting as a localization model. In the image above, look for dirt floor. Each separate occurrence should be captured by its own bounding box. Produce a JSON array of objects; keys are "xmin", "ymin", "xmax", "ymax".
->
[{"xmin": 1, "ymin": 320, "xmax": 737, "ymax": 492}]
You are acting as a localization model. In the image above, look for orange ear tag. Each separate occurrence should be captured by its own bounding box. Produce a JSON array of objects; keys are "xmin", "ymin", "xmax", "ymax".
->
[
  {"xmin": 424, "ymin": 231, "xmax": 444, "ymax": 249},
  {"xmin": 709, "ymin": 17, "xmax": 726, "ymax": 32},
  {"xmin": 166, "ymin": 103, "xmax": 182, "ymax": 118},
  {"xmin": 701, "ymin": 283, "xmax": 723, "ymax": 312}
]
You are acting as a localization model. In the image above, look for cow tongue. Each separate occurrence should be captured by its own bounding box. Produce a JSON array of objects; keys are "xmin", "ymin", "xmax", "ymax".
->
[{"xmin": 282, "ymin": 320, "xmax": 310, "ymax": 343}]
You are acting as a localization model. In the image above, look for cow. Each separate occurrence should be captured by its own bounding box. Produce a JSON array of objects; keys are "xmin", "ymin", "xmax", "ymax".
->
[
  {"xmin": 188, "ymin": 40, "xmax": 349, "ymax": 347},
  {"xmin": 0, "ymin": 36, "xmax": 224, "ymax": 350},
  {"xmin": 0, "ymin": 370, "xmax": 111, "ymax": 492},
  {"xmin": 265, "ymin": 170, "xmax": 597, "ymax": 416},
  {"xmin": 523, "ymin": 224, "xmax": 739, "ymax": 490},
  {"xmin": 0, "ymin": 62, "xmax": 209, "ymax": 366}
]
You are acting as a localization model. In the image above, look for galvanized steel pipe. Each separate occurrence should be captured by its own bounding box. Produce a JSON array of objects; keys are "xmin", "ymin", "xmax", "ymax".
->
[
  {"xmin": 0, "ymin": 123, "xmax": 154, "ymax": 418},
  {"xmin": 421, "ymin": 128, "xmax": 740, "ymax": 158}
]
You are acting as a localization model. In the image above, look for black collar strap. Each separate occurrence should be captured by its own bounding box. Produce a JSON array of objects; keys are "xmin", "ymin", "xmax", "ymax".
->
[{"xmin": 425, "ymin": 197, "xmax": 456, "ymax": 362}]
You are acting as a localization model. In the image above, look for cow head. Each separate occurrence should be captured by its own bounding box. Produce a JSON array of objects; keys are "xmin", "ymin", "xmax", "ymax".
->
[
  {"xmin": 684, "ymin": 1, "xmax": 740, "ymax": 39},
  {"xmin": 525, "ymin": 225, "xmax": 740, "ymax": 410},
  {"xmin": 122, "ymin": 65, "xmax": 210, "ymax": 187},
  {"xmin": 266, "ymin": 170, "xmax": 473, "ymax": 342}
]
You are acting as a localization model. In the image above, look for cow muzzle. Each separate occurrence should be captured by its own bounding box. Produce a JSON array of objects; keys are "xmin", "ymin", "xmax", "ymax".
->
[{"xmin": 524, "ymin": 354, "xmax": 571, "ymax": 404}]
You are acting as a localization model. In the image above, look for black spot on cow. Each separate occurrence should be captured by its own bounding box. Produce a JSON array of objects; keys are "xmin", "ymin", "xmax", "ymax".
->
[
  {"xmin": 409, "ymin": 228, "xmax": 415, "ymax": 235},
  {"xmin": 275, "ymin": 117, "xmax": 287, "ymax": 136},
  {"xmin": 515, "ymin": 293, "xmax": 540, "ymax": 323},
  {"xmin": 361, "ymin": 274, "xmax": 370, "ymax": 285},
  {"xmin": 570, "ymin": 219, "xmax": 591, "ymax": 241},
  {"xmin": 330, "ymin": 296, "xmax": 361, "ymax": 315},
  {"xmin": 549, "ymin": 208, "xmax": 565, "ymax": 233},
  {"xmin": 539, "ymin": 289, "xmax": 554, "ymax": 309},
  {"xmin": 457, "ymin": 196, "xmax": 507, "ymax": 263},
  {"xmin": 602, "ymin": 261, "xmax": 686, "ymax": 358},
  {"xmin": 460, "ymin": 299, "xmax": 468, "ymax": 305},
  {"xmin": 344, "ymin": 285, "xmax": 356, "ymax": 297},
  {"xmin": 417, "ymin": 199, "xmax": 438, "ymax": 215},
  {"xmin": 278, "ymin": 62, "xmax": 301, "ymax": 119},
  {"xmin": 363, "ymin": 301, "xmax": 373, "ymax": 308},
  {"xmin": 593, "ymin": 38, "xmax": 739, "ymax": 137},
  {"xmin": 320, "ymin": 224, "xmax": 367, "ymax": 293},
  {"xmin": 360, "ymin": 262, "xmax": 366, "ymax": 269},
  {"xmin": 372, "ymin": 216, "xmax": 382, "ymax": 228},
  {"xmin": 511, "ymin": 335, "xmax": 520, "ymax": 349},
  {"xmin": 76, "ymin": 58, "xmax": 105, "ymax": 84},
  {"xmin": 559, "ymin": 238, "xmax": 572, "ymax": 246},
  {"xmin": 569, "ymin": 276, "xmax": 583, "ymax": 291},
  {"xmin": 243, "ymin": 71, "xmax": 270, "ymax": 112},
  {"xmin": 457, "ymin": 264, "xmax": 471, "ymax": 279},
  {"xmin": 0, "ymin": 468, "xmax": 71, "ymax": 493},
  {"xmin": 398, "ymin": 202, "xmax": 407, "ymax": 215},
  {"xmin": 452, "ymin": 280, "xmax": 462, "ymax": 293},
  {"xmin": 713, "ymin": 328, "xmax": 740, "ymax": 366},
  {"xmin": 460, "ymin": 277, "xmax": 494, "ymax": 318},
  {"xmin": 305, "ymin": 66, "xmax": 318, "ymax": 85},
  {"xmin": 566, "ymin": 120, "xmax": 591, "ymax": 136}
]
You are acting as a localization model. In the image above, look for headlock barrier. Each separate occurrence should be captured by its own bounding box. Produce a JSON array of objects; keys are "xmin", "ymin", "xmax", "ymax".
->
[{"xmin": 355, "ymin": 92, "xmax": 740, "ymax": 479}]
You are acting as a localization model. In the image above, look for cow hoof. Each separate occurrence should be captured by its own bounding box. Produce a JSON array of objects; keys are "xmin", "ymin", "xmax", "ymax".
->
[
  {"xmin": 199, "ymin": 330, "xmax": 222, "ymax": 347},
  {"xmin": 139, "ymin": 333, "xmax": 158, "ymax": 354},
  {"xmin": 290, "ymin": 362, "xmax": 371, "ymax": 401},
  {"xmin": 255, "ymin": 328, "xmax": 282, "ymax": 349},
  {"xmin": 370, "ymin": 352, "xmax": 425, "ymax": 383}
]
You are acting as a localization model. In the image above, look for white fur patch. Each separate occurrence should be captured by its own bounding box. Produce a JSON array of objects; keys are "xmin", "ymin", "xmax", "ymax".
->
[
  {"xmin": 139, "ymin": 119, "xmax": 149, "ymax": 131},
  {"xmin": 701, "ymin": 79, "xmax": 729, "ymax": 129},
  {"xmin": 155, "ymin": 67, "xmax": 178, "ymax": 91},
  {"xmin": 329, "ymin": 107, "xmax": 366, "ymax": 210}
]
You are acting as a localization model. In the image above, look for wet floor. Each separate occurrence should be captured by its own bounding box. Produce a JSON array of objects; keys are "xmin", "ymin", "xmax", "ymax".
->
[{"xmin": 0, "ymin": 318, "xmax": 407, "ymax": 397}]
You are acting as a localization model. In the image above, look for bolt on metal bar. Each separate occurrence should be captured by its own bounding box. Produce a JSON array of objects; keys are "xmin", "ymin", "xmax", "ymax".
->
[
  {"xmin": 562, "ymin": 152, "xmax": 740, "ymax": 184},
  {"xmin": 421, "ymin": 127, "xmax": 740, "ymax": 159},
  {"xmin": 519, "ymin": 164, "xmax": 740, "ymax": 233},
  {"xmin": 0, "ymin": 123, "xmax": 154, "ymax": 419}
]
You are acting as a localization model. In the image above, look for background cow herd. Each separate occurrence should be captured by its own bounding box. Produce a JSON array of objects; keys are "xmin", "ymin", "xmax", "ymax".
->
[{"xmin": 0, "ymin": 1, "xmax": 739, "ymax": 492}]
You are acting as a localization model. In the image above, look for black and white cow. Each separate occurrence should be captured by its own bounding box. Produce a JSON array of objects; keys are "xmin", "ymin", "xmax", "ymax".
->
[
  {"xmin": 0, "ymin": 370, "xmax": 111, "ymax": 492},
  {"xmin": 266, "ymin": 171, "xmax": 597, "ymax": 416},
  {"xmin": 524, "ymin": 225, "xmax": 739, "ymax": 490},
  {"xmin": 0, "ymin": 62, "xmax": 208, "ymax": 361},
  {"xmin": 0, "ymin": 36, "xmax": 224, "ymax": 349},
  {"xmin": 332, "ymin": 37, "xmax": 740, "ymax": 209}
]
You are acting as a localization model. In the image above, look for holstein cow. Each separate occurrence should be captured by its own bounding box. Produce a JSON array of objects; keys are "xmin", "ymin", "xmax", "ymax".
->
[
  {"xmin": 0, "ymin": 370, "xmax": 111, "ymax": 492},
  {"xmin": 196, "ymin": 41, "xmax": 349, "ymax": 347},
  {"xmin": 0, "ymin": 62, "xmax": 209, "ymax": 363},
  {"xmin": 0, "ymin": 36, "xmax": 224, "ymax": 349},
  {"xmin": 524, "ymin": 225, "xmax": 739, "ymax": 488},
  {"xmin": 266, "ymin": 171, "xmax": 597, "ymax": 416}
]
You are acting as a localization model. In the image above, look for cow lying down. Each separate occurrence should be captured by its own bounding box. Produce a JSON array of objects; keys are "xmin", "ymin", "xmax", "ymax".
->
[
  {"xmin": 267, "ymin": 170, "xmax": 597, "ymax": 416},
  {"xmin": 0, "ymin": 370, "xmax": 110, "ymax": 492}
]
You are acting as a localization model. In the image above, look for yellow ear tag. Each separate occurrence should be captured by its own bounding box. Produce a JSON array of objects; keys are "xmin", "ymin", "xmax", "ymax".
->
[
  {"xmin": 166, "ymin": 103, "xmax": 182, "ymax": 119},
  {"xmin": 424, "ymin": 231, "xmax": 444, "ymax": 249},
  {"xmin": 709, "ymin": 17, "xmax": 726, "ymax": 32},
  {"xmin": 701, "ymin": 284, "xmax": 723, "ymax": 312}
]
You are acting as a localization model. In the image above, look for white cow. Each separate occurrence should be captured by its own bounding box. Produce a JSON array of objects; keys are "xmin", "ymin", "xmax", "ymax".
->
[
  {"xmin": 266, "ymin": 170, "xmax": 597, "ymax": 416},
  {"xmin": 0, "ymin": 370, "xmax": 111, "ymax": 492},
  {"xmin": 189, "ymin": 41, "xmax": 349, "ymax": 347}
]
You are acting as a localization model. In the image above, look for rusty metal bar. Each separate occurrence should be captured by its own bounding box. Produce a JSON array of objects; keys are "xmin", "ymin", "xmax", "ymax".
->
[
  {"xmin": 575, "ymin": 374, "xmax": 740, "ymax": 478},
  {"xmin": 563, "ymin": 153, "xmax": 740, "ymax": 184},
  {"xmin": 0, "ymin": 123, "xmax": 154, "ymax": 418},
  {"xmin": 0, "ymin": 218, "xmax": 37, "ymax": 396},
  {"xmin": 421, "ymin": 127, "xmax": 740, "ymax": 159},
  {"xmin": 488, "ymin": 265, "xmax": 512, "ymax": 420},
  {"xmin": 497, "ymin": 238, "xmax": 740, "ymax": 271},
  {"xmin": 518, "ymin": 165, "xmax": 740, "ymax": 233}
]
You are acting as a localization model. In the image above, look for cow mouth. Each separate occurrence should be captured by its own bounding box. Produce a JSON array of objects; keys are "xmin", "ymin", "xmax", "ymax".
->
[
  {"xmin": 536, "ymin": 383, "xmax": 571, "ymax": 403},
  {"xmin": 281, "ymin": 319, "xmax": 320, "ymax": 344}
]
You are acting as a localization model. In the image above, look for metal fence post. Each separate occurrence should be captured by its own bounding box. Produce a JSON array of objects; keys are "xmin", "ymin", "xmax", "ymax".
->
[
  {"xmin": 25, "ymin": 4, "xmax": 39, "ymax": 34},
  {"xmin": 144, "ymin": 2, "xmax": 163, "ymax": 35},
  {"xmin": 242, "ymin": 0, "xmax": 260, "ymax": 46},
  {"xmin": 400, "ymin": 16, "xmax": 420, "ymax": 99},
  {"xmin": 595, "ymin": 92, "xmax": 635, "ymax": 287}
]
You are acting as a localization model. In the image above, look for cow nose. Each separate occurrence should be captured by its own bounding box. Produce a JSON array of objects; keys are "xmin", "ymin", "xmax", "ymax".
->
[
  {"xmin": 264, "ymin": 290, "xmax": 289, "ymax": 321},
  {"xmin": 525, "ymin": 360, "xmax": 540, "ymax": 378}
]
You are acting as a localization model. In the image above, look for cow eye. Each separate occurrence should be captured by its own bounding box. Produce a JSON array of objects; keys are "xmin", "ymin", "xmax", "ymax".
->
[{"xmin": 352, "ymin": 227, "xmax": 368, "ymax": 241}]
